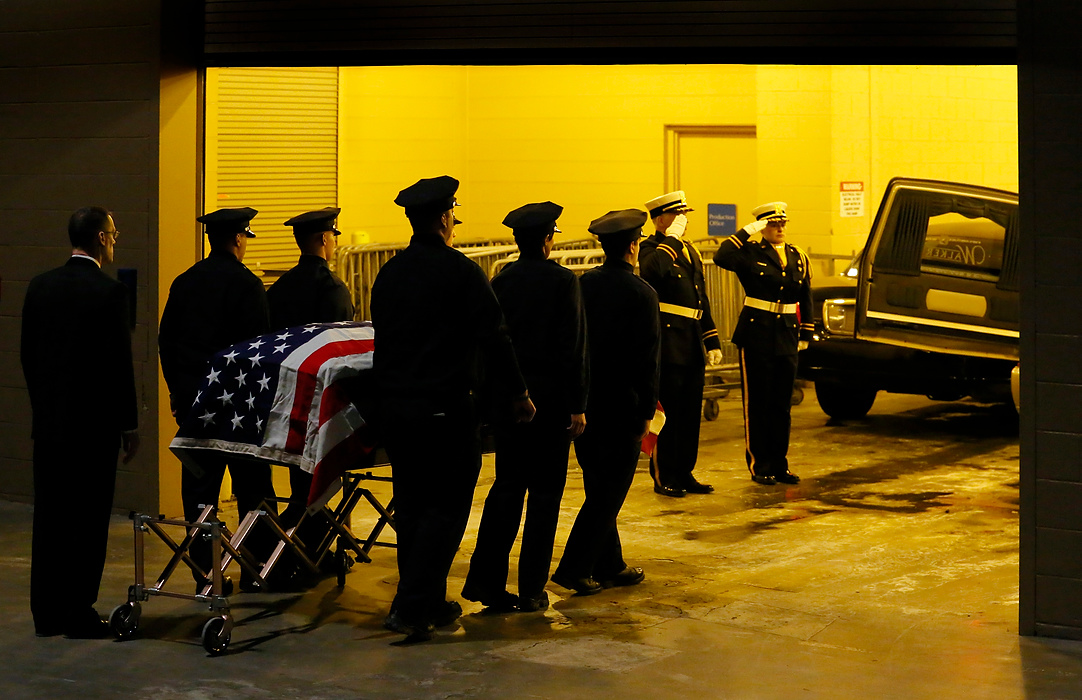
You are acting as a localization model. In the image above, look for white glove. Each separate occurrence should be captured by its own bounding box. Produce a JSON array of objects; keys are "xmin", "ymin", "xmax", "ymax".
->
[
  {"xmin": 798, "ymin": 340, "xmax": 809, "ymax": 352},
  {"xmin": 666, "ymin": 213, "xmax": 688, "ymax": 238},
  {"xmin": 742, "ymin": 219, "xmax": 768, "ymax": 236},
  {"xmin": 707, "ymin": 348, "xmax": 723, "ymax": 366}
]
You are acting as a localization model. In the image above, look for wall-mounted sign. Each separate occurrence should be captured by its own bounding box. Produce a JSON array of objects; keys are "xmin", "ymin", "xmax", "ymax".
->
[
  {"xmin": 840, "ymin": 181, "xmax": 865, "ymax": 217},
  {"xmin": 707, "ymin": 203, "xmax": 737, "ymax": 236}
]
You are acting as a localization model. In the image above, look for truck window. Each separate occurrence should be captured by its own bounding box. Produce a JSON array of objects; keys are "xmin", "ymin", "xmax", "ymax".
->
[{"xmin": 919, "ymin": 213, "xmax": 1005, "ymax": 282}]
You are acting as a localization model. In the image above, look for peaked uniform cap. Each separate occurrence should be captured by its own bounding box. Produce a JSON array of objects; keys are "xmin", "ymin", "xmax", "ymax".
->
[
  {"xmin": 645, "ymin": 190, "xmax": 694, "ymax": 219},
  {"xmin": 197, "ymin": 207, "xmax": 258, "ymax": 237},
  {"xmin": 395, "ymin": 175, "xmax": 461, "ymax": 220},
  {"xmin": 588, "ymin": 208, "xmax": 649, "ymax": 238},
  {"xmin": 284, "ymin": 207, "xmax": 342, "ymax": 236},
  {"xmin": 752, "ymin": 201, "xmax": 788, "ymax": 220},
  {"xmin": 502, "ymin": 201, "xmax": 563, "ymax": 234}
]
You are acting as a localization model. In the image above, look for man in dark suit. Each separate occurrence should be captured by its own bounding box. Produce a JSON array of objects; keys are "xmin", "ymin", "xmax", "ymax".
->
[
  {"xmin": 713, "ymin": 202, "xmax": 814, "ymax": 486},
  {"xmin": 639, "ymin": 190, "xmax": 723, "ymax": 498},
  {"xmin": 158, "ymin": 207, "xmax": 275, "ymax": 592},
  {"xmin": 372, "ymin": 176, "xmax": 535, "ymax": 641},
  {"xmin": 21, "ymin": 206, "xmax": 140, "ymax": 638},
  {"xmin": 462, "ymin": 201, "xmax": 589, "ymax": 614},
  {"xmin": 552, "ymin": 209, "xmax": 660, "ymax": 596},
  {"xmin": 267, "ymin": 207, "xmax": 355, "ymax": 549}
]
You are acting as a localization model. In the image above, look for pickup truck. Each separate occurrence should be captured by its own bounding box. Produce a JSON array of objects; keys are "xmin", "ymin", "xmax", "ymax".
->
[{"xmin": 797, "ymin": 177, "xmax": 1020, "ymax": 419}]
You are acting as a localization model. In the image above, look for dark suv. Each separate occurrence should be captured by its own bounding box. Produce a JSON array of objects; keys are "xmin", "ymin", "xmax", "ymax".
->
[{"xmin": 797, "ymin": 178, "xmax": 1020, "ymax": 419}]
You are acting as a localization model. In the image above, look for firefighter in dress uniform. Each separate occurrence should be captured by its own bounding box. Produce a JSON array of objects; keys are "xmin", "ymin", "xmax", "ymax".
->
[
  {"xmin": 266, "ymin": 207, "xmax": 355, "ymax": 576},
  {"xmin": 639, "ymin": 190, "xmax": 723, "ymax": 497},
  {"xmin": 158, "ymin": 207, "xmax": 277, "ymax": 592},
  {"xmin": 712, "ymin": 202, "xmax": 814, "ymax": 486},
  {"xmin": 552, "ymin": 209, "xmax": 660, "ymax": 595},
  {"xmin": 371, "ymin": 176, "xmax": 535, "ymax": 641},
  {"xmin": 462, "ymin": 201, "xmax": 589, "ymax": 614}
]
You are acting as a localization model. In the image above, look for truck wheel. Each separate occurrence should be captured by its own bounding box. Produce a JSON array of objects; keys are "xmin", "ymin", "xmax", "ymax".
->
[{"xmin": 814, "ymin": 381, "xmax": 877, "ymax": 419}]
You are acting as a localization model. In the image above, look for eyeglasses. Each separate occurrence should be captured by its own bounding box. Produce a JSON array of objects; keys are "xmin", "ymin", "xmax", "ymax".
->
[{"xmin": 102, "ymin": 229, "xmax": 119, "ymax": 239}]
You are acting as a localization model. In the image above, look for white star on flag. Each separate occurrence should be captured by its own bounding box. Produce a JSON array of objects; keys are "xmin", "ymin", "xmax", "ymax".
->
[
  {"xmin": 246, "ymin": 394, "xmax": 256, "ymax": 409},
  {"xmin": 249, "ymin": 339, "xmax": 264, "ymax": 349},
  {"xmin": 218, "ymin": 390, "xmax": 234, "ymax": 405},
  {"xmin": 199, "ymin": 410, "xmax": 216, "ymax": 426},
  {"xmin": 257, "ymin": 375, "xmax": 271, "ymax": 391},
  {"xmin": 224, "ymin": 350, "xmax": 239, "ymax": 365},
  {"xmin": 193, "ymin": 390, "xmax": 202, "ymax": 405},
  {"xmin": 250, "ymin": 352, "xmax": 264, "ymax": 367},
  {"xmin": 276, "ymin": 331, "xmax": 292, "ymax": 341},
  {"xmin": 206, "ymin": 368, "xmax": 221, "ymax": 385},
  {"xmin": 235, "ymin": 369, "xmax": 248, "ymax": 385},
  {"xmin": 231, "ymin": 413, "xmax": 244, "ymax": 430},
  {"xmin": 274, "ymin": 343, "xmax": 288, "ymax": 354}
]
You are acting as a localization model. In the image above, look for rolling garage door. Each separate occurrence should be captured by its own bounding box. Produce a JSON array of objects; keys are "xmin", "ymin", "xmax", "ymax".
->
[{"xmin": 211, "ymin": 66, "xmax": 338, "ymax": 279}]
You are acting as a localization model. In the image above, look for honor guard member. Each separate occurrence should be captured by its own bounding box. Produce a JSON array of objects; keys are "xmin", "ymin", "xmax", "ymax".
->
[
  {"xmin": 552, "ymin": 209, "xmax": 660, "ymax": 596},
  {"xmin": 268, "ymin": 207, "xmax": 354, "ymax": 552},
  {"xmin": 462, "ymin": 201, "xmax": 589, "ymax": 614},
  {"xmin": 22, "ymin": 207, "xmax": 140, "ymax": 638},
  {"xmin": 639, "ymin": 190, "xmax": 723, "ymax": 497},
  {"xmin": 371, "ymin": 176, "xmax": 535, "ymax": 640},
  {"xmin": 158, "ymin": 207, "xmax": 277, "ymax": 592},
  {"xmin": 712, "ymin": 202, "xmax": 813, "ymax": 486}
]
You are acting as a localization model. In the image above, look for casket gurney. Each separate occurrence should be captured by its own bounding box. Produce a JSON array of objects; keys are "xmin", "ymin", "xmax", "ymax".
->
[{"xmin": 111, "ymin": 321, "xmax": 394, "ymax": 654}]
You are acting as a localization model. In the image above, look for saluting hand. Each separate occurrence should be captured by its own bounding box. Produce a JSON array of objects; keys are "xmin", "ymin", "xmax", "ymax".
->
[{"xmin": 568, "ymin": 413, "xmax": 586, "ymax": 440}]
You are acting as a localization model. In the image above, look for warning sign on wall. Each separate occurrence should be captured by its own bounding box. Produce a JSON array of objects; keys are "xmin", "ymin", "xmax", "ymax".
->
[{"xmin": 840, "ymin": 181, "xmax": 865, "ymax": 218}]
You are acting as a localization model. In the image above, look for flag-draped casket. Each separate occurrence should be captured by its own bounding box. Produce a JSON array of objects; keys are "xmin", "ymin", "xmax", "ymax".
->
[{"xmin": 169, "ymin": 321, "xmax": 377, "ymax": 504}]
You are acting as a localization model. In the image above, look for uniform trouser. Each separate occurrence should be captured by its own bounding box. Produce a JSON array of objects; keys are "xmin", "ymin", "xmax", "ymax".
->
[
  {"xmin": 180, "ymin": 451, "xmax": 277, "ymax": 583},
  {"xmin": 650, "ymin": 361, "xmax": 705, "ymax": 489},
  {"xmin": 555, "ymin": 419, "xmax": 642, "ymax": 581},
  {"xmin": 279, "ymin": 466, "xmax": 331, "ymax": 558},
  {"xmin": 463, "ymin": 418, "xmax": 571, "ymax": 600},
  {"xmin": 739, "ymin": 348, "xmax": 798, "ymax": 477},
  {"xmin": 382, "ymin": 403, "xmax": 482, "ymax": 623},
  {"xmin": 31, "ymin": 433, "xmax": 119, "ymax": 632}
]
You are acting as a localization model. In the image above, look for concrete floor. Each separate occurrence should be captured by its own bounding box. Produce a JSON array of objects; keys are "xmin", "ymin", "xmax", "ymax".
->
[{"xmin": 3, "ymin": 388, "xmax": 1082, "ymax": 699}]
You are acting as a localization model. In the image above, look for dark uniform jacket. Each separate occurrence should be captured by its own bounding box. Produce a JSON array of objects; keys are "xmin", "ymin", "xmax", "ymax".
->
[
  {"xmin": 490, "ymin": 256, "xmax": 589, "ymax": 420},
  {"xmin": 21, "ymin": 257, "xmax": 138, "ymax": 440},
  {"xmin": 712, "ymin": 228, "xmax": 814, "ymax": 356},
  {"xmin": 579, "ymin": 259, "xmax": 661, "ymax": 423},
  {"xmin": 371, "ymin": 233, "xmax": 526, "ymax": 415},
  {"xmin": 638, "ymin": 232, "xmax": 722, "ymax": 366},
  {"xmin": 159, "ymin": 250, "xmax": 271, "ymax": 414},
  {"xmin": 267, "ymin": 254, "xmax": 354, "ymax": 330}
]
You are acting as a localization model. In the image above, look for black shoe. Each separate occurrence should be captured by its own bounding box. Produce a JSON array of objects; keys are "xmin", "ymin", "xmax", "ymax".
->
[
  {"xmin": 462, "ymin": 582, "xmax": 520, "ymax": 612},
  {"xmin": 383, "ymin": 610, "xmax": 435, "ymax": 641},
  {"xmin": 518, "ymin": 591, "xmax": 550, "ymax": 612},
  {"xmin": 653, "ymin": 483, "xmax": 686, "ymax": 498},
  {"xmin": 63, "ymin": 610, "xmax": 110, "ymax": 639},
  {"xmin": 774, "ymin": 471, "xmax": 801, "ymax": 485},
  {"xmin": 432, "ymin": 600, "xmax": 463, "ymax": 627},
  {"xmin": 35, "ymin": 623, "xmax": 64, "ymax": 637},
  {"xmin": 550, "ymin": 571, "xmax": 603, "ymax": 595},
  {"xmin": 600, "ymin": 566, "xmax": 645, "ymax": 588},
  {"xmin": 751, "ymin": 474, "xmax": 777, "ymax": 485},
  {"xmin": 682, "ymin": 476, "xmax": 714, "ymax": 494},
  {"xmin": 195, "ymin": 575, "xmax": 234, "ymax": 596}
]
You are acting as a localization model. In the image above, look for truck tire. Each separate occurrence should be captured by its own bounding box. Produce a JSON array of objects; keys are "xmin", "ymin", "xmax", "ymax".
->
[{"xmin": 814, "ymin": 381, "xmax": 877, "ymax": 419}]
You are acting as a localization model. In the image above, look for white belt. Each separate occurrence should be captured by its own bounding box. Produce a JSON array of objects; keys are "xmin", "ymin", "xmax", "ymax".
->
[
  {"xmin": 659, "ymin": 302, "xmax": 703, "ymax": 320},
  {"xmin": 744, "ymin": 297, "xmax": 797, "ymax": 314}
]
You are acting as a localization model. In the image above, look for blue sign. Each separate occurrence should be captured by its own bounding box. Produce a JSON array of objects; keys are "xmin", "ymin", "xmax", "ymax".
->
[{"xmin": 707, "ymin": 203, "xmax": 737, "ymax": 237}]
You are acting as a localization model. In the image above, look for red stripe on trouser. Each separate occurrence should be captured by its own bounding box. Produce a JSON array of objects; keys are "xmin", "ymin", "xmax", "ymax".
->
[{"xmin": 739, "ymin": 348, "xmax": 757, "ymax": 475}]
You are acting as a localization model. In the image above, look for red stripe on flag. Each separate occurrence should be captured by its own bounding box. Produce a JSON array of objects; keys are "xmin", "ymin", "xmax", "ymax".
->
[
  {"xmin": 308, "ymin": 423, "xmax": 377, "ymax": 507},
  {"xmin": 318, "ymin": 382, "xmax": 352, "ymax": 427},
  {"xmin": 286, "ymin": 338, "xmax": 374, "ymax": 453}
]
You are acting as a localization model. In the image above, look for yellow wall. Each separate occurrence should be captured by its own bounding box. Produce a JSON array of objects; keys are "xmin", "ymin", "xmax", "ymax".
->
[
  {"xmin": 158, "ymin": 67, "xmax": 204, "ymax": 517},
  {"xmin": 334, "ymin": 64, "xmax": 1017, "ymax": 268}
]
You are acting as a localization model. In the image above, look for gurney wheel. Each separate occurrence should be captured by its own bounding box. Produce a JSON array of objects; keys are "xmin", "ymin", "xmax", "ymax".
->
[
  {"xmin": 703, "ymin": 398, "xmax": 720, "ymax": 421},
  {"xmin": 201, "ymin": 616, "xmax": 231, "ymax": 656},
  {"xmin": 109, "ymin": 601, "xmax": 141, "ymax": 639},
  {"xmin": 336, "ymin": 549, "xmax": 354, "ymax": 588}
]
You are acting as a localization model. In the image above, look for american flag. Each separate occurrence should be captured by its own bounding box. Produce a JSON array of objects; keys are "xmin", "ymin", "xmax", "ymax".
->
[
  {"xmin": 170, "ymin": 321, "xmax": 376, "ymax": 506},
  {"xmin": 639, "ymin": 401, "xmax": 666, "ymax": 457}
]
